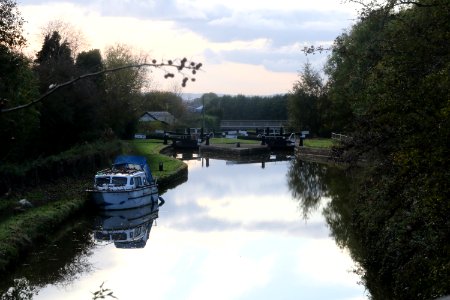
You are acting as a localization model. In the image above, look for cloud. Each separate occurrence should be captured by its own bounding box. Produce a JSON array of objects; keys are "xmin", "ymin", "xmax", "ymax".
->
[{"xmin": 18, "ymin": 0, "xmax": 357, "ymax": 94}]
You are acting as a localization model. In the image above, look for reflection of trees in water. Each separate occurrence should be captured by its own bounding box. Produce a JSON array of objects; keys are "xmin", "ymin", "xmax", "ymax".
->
[
  {"xmin": 287, "ymin": 158, "xmax": 350, "ymax": 220},
  {"xmin": 1, "ymin": 278, "xmax": 35, "ymax": 300},
  {"xmin": 287, "ymin": 157, "xmax": 358, "ymax": 249},
  {"xmin": 287, "ymin": 158, "xmax": 366, "ymax": 289},
  {"xmin": 0, "ymin": 217, "xmax": 97, "ymax": 298},
  {"xmin": 289, "ymin": 157, "xmax": 450, "ymax": 299},
  {"xmin": 287, "ymin": 159, "xmax": 328, "ymax": 218}
]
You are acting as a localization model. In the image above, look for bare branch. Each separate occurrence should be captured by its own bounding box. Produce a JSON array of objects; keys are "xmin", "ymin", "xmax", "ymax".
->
[
  {"xmin": 1, "ymin": 60, "xmax": 202, "ymax": 114},
  {"xmin": 302, "ymin": 45, "xmax": 332, "ymax": 55}
]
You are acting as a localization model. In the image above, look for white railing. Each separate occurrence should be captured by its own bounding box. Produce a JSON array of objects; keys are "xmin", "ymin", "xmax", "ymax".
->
[{"xmin": 331, "ymin": 132, "xmax": 350, "ymax": 141}]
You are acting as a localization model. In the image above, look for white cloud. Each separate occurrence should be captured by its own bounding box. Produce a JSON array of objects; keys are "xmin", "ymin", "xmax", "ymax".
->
[
  {"xmin": 180, "ymin": 0, "xmax": 359, "ymax": 14},
  {"xmin": 19, "ymin": 0, "xmax": 357, "ymax": 94}
]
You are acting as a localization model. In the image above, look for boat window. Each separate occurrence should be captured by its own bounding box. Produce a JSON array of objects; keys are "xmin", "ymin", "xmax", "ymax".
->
[
  {"xmin": 134, "ymin": 176, "xmax": 142, "ymax": 187},
  {"xmin": 130, "ymin": 177, "xmax": 134, "ymax": 186},
  {"xmin": 112, "ymin": 176, "xmax": 127, "ymax": 186},
  {"xmin": 95, "ymin": 176, "xmax": 110, "ymax": 186},
  {"xmin": 111, "ymin": 232, "xmax": 127, "ymax": 240}
]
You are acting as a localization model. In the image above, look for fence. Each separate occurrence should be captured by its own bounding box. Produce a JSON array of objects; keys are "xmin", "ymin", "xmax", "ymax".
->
[{"xmin": 331, "ymin": 132, "xmax": 351, "ymax": 142}]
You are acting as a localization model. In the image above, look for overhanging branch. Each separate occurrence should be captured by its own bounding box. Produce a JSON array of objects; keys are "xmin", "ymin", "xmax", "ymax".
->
[{"xmin": 1, "ymin": 60, "xmax": 202, "ymax": 114}]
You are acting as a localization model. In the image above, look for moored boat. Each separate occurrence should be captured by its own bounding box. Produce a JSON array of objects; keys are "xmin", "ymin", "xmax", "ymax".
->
[{"xmin": 87, "ymin": 155, "xmax": 159, "ymax": 210}]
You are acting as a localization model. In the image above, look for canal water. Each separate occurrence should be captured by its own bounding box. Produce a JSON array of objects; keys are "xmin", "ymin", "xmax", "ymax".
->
[{"xmin": 1, "ymin": 155, "xmax": 367, "ymax": 300}]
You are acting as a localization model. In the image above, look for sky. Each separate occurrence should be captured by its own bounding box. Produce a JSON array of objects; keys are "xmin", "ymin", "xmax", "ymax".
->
[{"xmin": 18, "ymin": 0, "xmax": 360, "ymax": 96}]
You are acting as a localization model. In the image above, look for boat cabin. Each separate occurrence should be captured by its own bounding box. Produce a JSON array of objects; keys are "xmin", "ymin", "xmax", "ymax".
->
[{"xmin": 94, "ymin": 170, "xmax": 149, "ymax": 191}]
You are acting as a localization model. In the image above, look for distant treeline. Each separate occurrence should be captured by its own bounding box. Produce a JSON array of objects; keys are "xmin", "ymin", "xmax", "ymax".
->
[{"xmin": 187, "ymin": 93, "xmax": 288, "ymax": 128}]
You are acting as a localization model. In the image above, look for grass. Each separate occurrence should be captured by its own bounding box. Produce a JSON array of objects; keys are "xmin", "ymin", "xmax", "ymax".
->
[
  {"xmin": 303, "ymin": 138, "xmax": 334, "ymax": 149},
  {"xmin": 0, "ymin": 178, "xmax": 89, "ymax": 274},
  {"xmin": 210, "ymin": 137, "xmax": 260, "ymax": 144},
  {"xmin": 127, "ymin": 139, "xmax": 185, "ymax": 179}
]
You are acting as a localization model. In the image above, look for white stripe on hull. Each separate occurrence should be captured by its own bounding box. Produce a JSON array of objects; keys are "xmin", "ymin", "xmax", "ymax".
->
[{"xmin": 90, "ymin": 185, "xmax": 159, "ymax": 210}]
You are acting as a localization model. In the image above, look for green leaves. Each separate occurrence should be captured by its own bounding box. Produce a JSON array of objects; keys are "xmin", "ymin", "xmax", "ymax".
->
[
  {"xmin": 321, "ymin": 1, "xmax": 450, "ymax": 299},
  {"xmin": 0, "ymin": 0, "xmax": 26, "ymax": 49}
]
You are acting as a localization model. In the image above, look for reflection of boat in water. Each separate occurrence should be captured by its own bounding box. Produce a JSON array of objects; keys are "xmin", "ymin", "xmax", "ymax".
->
[
  {"xmin": 93, "ymin": 201, "xmax": 163, "ymax": 249},
  {"xmin": 87, "ymin": 155, "xmax": 159, "ymax": 210}
]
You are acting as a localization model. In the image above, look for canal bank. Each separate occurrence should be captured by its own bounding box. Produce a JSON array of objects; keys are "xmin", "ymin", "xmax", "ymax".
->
[{"xmin": 296, "ymin": 146, "xmax": 332, "ymax": 163}]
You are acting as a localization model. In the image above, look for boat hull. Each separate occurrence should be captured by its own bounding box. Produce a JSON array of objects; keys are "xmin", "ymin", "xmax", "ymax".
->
[{"xmin": 89, "ymin": 185, "xmax": 159, "ymax": 210}]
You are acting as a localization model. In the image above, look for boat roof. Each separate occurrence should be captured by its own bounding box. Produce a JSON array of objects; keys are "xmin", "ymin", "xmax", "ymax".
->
[
  {"xmin": 114, "ymin": 155, "xmax": 147, "ymax": 166},
  {"xmin": 113, "ymin": 155, "xmax": 153, "ymax": 182}
]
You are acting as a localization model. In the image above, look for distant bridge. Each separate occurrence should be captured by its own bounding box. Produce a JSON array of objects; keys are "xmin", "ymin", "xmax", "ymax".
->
[{"xmin": 220, "ymin": 120, "xmax": 288, "ymax": 129}]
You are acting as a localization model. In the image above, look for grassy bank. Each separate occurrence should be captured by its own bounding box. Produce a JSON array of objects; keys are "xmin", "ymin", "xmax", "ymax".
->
[
  {"xmin": 303, "ymin": 138, "xmax": 334, "ymax": 149},
  {"xmin": 127, "ymin": 139, "xmax": 188, "ymax": 191},
  {"xmin": 211, "ymin": 137, "xmax": 260, "ymax": 144},
  {"xmin": 0, "ymin": 139, "xmax": 185, "ymax": 275},
  {"xmin": 129, "ymin": 139, "xmax": 185, "ymax": 179}
]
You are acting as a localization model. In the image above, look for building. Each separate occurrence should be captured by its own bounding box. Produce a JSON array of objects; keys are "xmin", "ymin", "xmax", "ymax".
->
[{"xmin": 139, "ymin": 111, "xmax": 176, "ymax": 125}]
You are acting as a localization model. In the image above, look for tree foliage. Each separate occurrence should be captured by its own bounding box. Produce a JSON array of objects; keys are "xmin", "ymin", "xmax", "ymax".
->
[
  {"xmin": 33, "ymin": 31, "xmax": 79, "ymax": 154},
  {"xmin": 288, "ymin": 63, "xmax": 325, "ymax": 135},
  {"xmin": 0, "ymin": 2, "xmax": 203, "ymax": 162},
  {"xmin": 320, "ymin": 0, "xmax": 450, "ymax": 298},
  {"xmin": 0, "ymin": 0, "xmax": 39, "ymax": 161},
  {"xmin": 0, "ymin": 0, "xmax": 26, "ymax": 49},
  {"xmin": 209, "ymin": 94, "xmax": 288, "ymax": 121}
]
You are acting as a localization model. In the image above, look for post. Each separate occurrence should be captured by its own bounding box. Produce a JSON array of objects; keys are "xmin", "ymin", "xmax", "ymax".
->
[{"xmin": 202, "ymin": 96, "xmax": 205, "ymax": 133}]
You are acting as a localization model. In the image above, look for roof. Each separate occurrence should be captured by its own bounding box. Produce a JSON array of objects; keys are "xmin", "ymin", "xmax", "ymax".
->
[
  {"xmin": 139, "ymin": 111, "xmax": 175, "ymax": 124},
  {"xmin": 142, "ymin": 111, "xmax": 173, "ymax": 118}
]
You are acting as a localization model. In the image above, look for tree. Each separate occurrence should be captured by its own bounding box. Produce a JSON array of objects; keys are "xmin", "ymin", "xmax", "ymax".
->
[
  {"xmin": 137, "ymin": 91, "xmax": 185, "ymax": 118},
  {"xmin": 33, "ymin": 31, "xmax": 78, "ymax": 154},
  {"xmin": 0, "ymin": 0, "xmax": 203, "ymax": 161},
  {"xmin": 73, "ymin": 49, "xmax": 106, "ymax": 141},
  {"xmin": 288, "ymin": 62, "xmax": 324, "ymax": 135},
  {"xmin": 323, "ymin": 1, "xmax": 450, "ymax": 298},
  {"xmin": 101, "ymin": 44, "xmax": 147, "ymax": 139},
  {"xmin": 0, "ymin": 0, "xmax": 39, "ymax": 161},
  {"xmin": 0, "ymin": 0, "xmax": 26, "ymax": 49},
  {"xmin": 0, "ymin": 49, "xmax": 39, "ymax": 161},
  {"xmin": 40, "ymin": 20, "xmax": 87, "ymax": 58}
]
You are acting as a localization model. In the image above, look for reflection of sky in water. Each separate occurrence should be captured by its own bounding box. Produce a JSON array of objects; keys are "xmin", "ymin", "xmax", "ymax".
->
[{"xmin": 36, "ymin": 158, "xmax": 367, "ymax": 300}]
